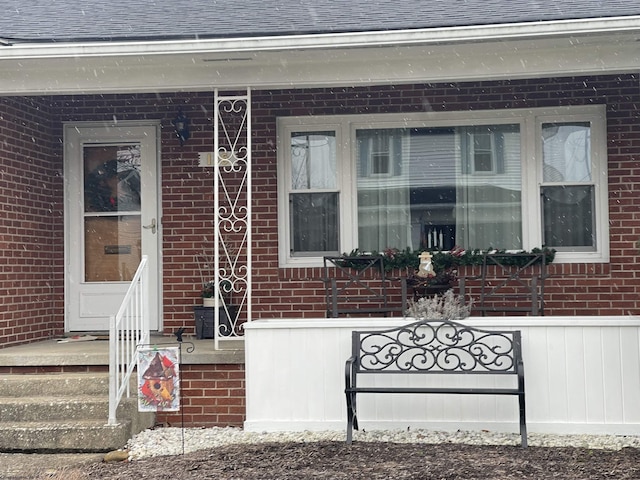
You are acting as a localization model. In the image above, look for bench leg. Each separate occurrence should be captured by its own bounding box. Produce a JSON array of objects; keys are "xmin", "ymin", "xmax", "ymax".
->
[
  {"xmin": 519, "ymin": 392, "xmax": 528, "ymax": 448},
  {"xmin": 345, "ymin": 390, "xmax": 358, "ymax": 445}
]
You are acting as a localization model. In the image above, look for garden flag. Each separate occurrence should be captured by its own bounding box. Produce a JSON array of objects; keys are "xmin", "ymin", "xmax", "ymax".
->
[{"xmin": 137, "ymin": 346, "xmax": 180, "ymax": 412}]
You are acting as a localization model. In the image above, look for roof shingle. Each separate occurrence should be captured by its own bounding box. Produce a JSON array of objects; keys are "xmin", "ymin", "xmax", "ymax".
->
[{"xmin": 1, "ymin": 0, "xmax": 639, "ymax": 43}]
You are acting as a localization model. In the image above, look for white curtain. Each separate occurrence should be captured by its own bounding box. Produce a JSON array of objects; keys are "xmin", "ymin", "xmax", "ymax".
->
[
  {"xmin": 356, "ymin": 129, "xmax": 411, "ymax": 251},
  {"xmin": 455, "ymin": 126, "xmax": 522, "ymax": 250}
]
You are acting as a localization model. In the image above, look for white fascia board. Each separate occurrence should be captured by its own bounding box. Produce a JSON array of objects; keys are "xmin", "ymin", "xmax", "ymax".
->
[{"xmin": 1, "ymin": 16, "xmax": 640, "ymax": 59}]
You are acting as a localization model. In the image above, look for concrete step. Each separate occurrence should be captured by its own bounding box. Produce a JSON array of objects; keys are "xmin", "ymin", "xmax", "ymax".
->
[
  {"xmin": 0, "ymin": 419, "xmax": 133, "ymax": 452},
  {"xmin": 0, "ymin": 395, "xmax": 109, "ymax": 422},
  {"xmin": 0, "ymin": 372, "xmax": 155, "ymax": 453},
  {"xmin": 0, "ymin": 452, "xmax": 105, "ymax": 479},
  {"xmin": 0, "ymin": 372, "xmax": 110, "ymax": 397}
]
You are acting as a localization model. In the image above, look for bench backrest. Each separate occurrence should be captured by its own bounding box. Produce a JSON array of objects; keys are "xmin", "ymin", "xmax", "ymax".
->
[{"xmin": 352, "ymin": 318, "xmax": 522, "ymax": 376}]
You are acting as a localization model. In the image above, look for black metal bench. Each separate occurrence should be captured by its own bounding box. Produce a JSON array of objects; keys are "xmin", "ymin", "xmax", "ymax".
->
[
  {"xmin": 322, "ymin": 255, "xmax": 407, "ymax": 318},
  {"xmin": 345, "ymin": 318, "xmax": 527, "ymax": 447},
  {"xmin": 460, "ymin": 252, "xmax": 548, "ymax": 316}
]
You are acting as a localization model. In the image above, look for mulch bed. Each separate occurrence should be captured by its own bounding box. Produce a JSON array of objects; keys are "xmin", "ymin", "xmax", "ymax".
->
[{"xmin": 85, "ymin": 441, "xmax": 640, "ymax": 479}]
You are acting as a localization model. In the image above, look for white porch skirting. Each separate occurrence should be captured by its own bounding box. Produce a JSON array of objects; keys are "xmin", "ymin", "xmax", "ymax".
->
[{"xmin": 244, "ymin": 317, "xmax": 640, "ymax": 436}]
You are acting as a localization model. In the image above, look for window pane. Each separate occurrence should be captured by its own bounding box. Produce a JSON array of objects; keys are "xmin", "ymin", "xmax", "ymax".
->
[
  {"xmin": 84, "ymin": 216, "xmax": 141, "ymax": 282},
  {"xmin": 542, "ymin": 186, "xmax": 595, "ymax": 249},
  {"xmin": 290, "ymin": 193, "xmax": 339, "ymax": 255},
  {"xmin": 83, "ymin": 144, "xmax": 142, "ymax": 282},
  {"xmin": 472, "ymin": 130, "xmax": 494, "ymax": 172},
  {"xmin": 356, "ymin": 125, "xmax": 521, "ymax": 252},
  {"xmin": 291, "ymin": 131, "xmax": 336, "ymax": 190},
  {"xmin": 84, "ymin": 145, "xmax": 141, "ymax": 212},
  {"xmin": 357, "ymin": 129, "xmax": 408, "ymax": 249},
  {"xmin": 542, "ymin": 122, "xmax": 591, "ymax": 182}
]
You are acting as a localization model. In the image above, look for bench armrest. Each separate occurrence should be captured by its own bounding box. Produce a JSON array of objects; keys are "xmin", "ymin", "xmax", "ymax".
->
[{"xmin": 345, "ymin": 356, "xmax": 357, "ymax": 389}]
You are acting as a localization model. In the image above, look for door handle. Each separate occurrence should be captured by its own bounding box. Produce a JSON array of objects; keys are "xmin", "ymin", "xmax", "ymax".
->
[{"xmin": 143, "ymin": 218, "xmax": 157, "ymax": 234}]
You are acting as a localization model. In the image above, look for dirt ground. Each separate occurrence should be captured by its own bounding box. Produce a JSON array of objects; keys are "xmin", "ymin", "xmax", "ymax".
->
[{"xmin": 80, "ymin": 441, "xmax": 640, "ymax": 480}]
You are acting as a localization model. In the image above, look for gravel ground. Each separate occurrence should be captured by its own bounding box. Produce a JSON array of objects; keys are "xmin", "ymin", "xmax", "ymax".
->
[{"xmin": 124, "ymin": 427, "xmax": 640, "ymax": 459}]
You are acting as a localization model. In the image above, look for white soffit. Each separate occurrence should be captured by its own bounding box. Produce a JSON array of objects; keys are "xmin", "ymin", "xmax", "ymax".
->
[{"xmin": 1, "ymin": 17, "xmax": 640, "ymax": 94}]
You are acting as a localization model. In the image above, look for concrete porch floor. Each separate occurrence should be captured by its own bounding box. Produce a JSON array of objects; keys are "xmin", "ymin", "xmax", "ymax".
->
[{"xmin": 0, "ymin": 334, "xmax": 245, "ymax": 367}]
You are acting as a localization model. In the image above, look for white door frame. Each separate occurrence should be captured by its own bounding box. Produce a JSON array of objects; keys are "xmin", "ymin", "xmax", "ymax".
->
[{"xmin": 63, "ymin": 121, "xmax": 162, "ymax": 332}]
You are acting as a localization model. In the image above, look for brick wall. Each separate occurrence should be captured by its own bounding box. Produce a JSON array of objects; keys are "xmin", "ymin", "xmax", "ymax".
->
[
  {"xmin": 155, "ymin": 364, "xmax": 245, "ymax": 428},
  {"xmin": 0, "ymin": 97, "xmax": 63, "ymax": 346},
  {"xmin": 43, "ymin": 75, "xmax": 640, "ymax": 330},
  {"xmin": 1, "ymin": 75, "xmax": 640, "ymax": 346}
]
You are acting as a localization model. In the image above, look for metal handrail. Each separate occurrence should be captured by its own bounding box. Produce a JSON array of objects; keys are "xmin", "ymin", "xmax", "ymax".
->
[{"xmin": 108, "ymin": 255, "xmax": 150, "ymax": 425}]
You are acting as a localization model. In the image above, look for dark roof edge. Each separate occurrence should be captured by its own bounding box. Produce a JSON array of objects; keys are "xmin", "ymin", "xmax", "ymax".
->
[
  {"xmin": 0, "ymin": 28, "xmax": 392, "ymax": 46},
  {"xmin": 5, "ymin": 14, "xmax": 640, "ymax": 46}
]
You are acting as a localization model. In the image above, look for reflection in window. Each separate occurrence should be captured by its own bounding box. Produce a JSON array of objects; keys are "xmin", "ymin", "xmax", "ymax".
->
[
  {"xmin": 290, "ymin": 193, "xmax": 339, "ymax": 254},
  {"xmin": 290, "ymin": 132, "xmax": 336, "ymax": 190},
  {"xmin": 83, "ymin": 143, "xmax": 142, "ymax": 282},
  {"xmin": 356, "ymin": 125, "xmax": 521, "ymax": 252},
  {"xmin": 542, "ymin": 186, "xmax": 594, "ymax": 249},
  {"xmin": 289, "ymin": 131, "xmax": 339, "ymax": 256},
  {"xmin": 541, "ymin": 122, "xmax": 595, "ymax": 250},
  {"xmin": 84, "ymin": 145, "xmax": 141, "ymax": 212}
]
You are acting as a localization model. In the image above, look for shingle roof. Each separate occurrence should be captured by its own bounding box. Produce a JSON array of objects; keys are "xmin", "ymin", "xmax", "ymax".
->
[{"xmin": 1, "ymin": 0, "xmax": 639, "ymax": 43}]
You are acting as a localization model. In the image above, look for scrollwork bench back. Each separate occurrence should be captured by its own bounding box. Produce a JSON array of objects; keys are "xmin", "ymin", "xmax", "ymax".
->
[{"xmin": 344, "ymin": 318, "xmax": 527, "ymax": 447}]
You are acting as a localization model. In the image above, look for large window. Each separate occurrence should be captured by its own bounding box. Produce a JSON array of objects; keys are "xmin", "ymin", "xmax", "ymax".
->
[{"xmin": 277, "ymin": 106, "xmax": 608, "ymax": 266}]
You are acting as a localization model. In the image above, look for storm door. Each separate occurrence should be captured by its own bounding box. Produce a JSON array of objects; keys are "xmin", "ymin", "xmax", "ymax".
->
[{"xmin": 64, "ymin": 123, "xmax": 161, "ymax": 331}]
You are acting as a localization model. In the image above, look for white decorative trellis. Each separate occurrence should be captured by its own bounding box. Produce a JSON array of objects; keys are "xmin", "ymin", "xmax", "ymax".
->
[{"xmin": 213, "ymin": 89, "xmax": 251, "ymax": 349}]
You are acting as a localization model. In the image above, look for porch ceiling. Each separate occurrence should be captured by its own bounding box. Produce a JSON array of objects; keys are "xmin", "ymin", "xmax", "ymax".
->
[{"xmin": 1, "ymin": 20, "xmax": 640, "ymax": 94}]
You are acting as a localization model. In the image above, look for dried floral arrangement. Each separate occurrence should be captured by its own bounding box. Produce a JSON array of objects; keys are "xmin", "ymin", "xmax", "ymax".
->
[{"xmin": 406, "ymin": 289, "xmax": 472, "ymax": 320}]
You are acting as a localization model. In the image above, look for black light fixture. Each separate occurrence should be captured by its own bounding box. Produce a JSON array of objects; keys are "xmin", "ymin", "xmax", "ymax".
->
[{"xmin": 172, "ymin": 108, "xmax": 190, "ymax": 146}]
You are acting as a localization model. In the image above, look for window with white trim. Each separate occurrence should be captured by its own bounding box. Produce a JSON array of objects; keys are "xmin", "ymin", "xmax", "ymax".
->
[{"xmin": 277, "ymin": 106, "xmax": 608, "ymax": 267}]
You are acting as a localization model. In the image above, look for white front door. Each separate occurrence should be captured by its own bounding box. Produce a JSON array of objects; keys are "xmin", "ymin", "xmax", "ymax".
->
[{"xmin": 64, "ymin": 122, "xmax": 161, "ymax": 332}]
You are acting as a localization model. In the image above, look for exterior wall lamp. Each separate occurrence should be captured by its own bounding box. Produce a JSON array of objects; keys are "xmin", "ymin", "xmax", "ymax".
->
[{"xmin": 172, "ymin": 109, "xmax": 190, "ymax": 146}]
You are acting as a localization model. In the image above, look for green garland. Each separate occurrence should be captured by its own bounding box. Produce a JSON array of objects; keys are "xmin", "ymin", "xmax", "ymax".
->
[{"xmin": 343, "ymin": 247, "xmax": 555, "ymax": 273}]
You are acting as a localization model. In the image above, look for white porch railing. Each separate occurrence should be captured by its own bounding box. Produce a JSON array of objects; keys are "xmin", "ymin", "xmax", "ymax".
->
[{"xmin": 108, "ymin": 255, "xmax": 150, "ymax": 425}]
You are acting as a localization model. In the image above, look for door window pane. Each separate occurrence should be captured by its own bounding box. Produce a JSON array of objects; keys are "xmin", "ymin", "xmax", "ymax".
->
[
  {"xmin": 84, "ymin": 216, "xmax": 142, "ymax": 281},
  {"xmin": 83, "ymin": 144, "xmax": 142, "ymax": 282},
  {"xmin": 84, "ymin": 145, "xmax": 141, "ymax": 212}
]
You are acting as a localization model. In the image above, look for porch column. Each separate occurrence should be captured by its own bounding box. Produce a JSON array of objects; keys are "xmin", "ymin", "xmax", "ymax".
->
[{"xmin": 214, "ymin": 88, "xmax": 251, "ymax": 349}]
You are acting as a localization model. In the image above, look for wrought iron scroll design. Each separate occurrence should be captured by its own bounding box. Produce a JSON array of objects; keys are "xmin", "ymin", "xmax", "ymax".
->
[
  {"xmin": 214, "ymin": 89, "xmax": 251, "ymax": 345},
  {"xmin": 358, "ymin": 320, "xmax": 517, "ymax": 373}
]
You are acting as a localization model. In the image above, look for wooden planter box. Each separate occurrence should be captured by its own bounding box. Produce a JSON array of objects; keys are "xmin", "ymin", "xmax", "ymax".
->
[{"xmin": 193, "ymin": 306, "xmax": 238, "ymax": 339}]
